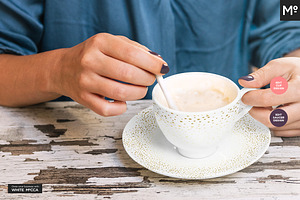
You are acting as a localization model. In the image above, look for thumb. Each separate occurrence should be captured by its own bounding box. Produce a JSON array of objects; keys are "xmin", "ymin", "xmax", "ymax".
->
[{"xmin": 238, "ymin": 59, "xmax": 291, "ymax": 88}]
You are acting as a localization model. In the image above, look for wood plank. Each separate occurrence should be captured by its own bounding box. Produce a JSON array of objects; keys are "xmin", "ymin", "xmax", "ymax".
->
[{"xmin": 0, "ymin": 100, "xmax": 299, "ymax": 199}]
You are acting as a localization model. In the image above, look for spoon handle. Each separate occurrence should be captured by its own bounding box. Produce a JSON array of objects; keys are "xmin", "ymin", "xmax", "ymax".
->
[{"xmin": 156, "ymin": 75, "xmax": 178, "ymax": 110}]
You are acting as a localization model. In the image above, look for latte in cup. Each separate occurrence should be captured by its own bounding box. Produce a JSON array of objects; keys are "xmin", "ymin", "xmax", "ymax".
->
[
  {"xmin": 173, "ymin": 88, "xmax": 231, "ymax": 112},
  {"xmin": 156, "ymin": 74, "xmax": 237, "ymax": 112},
  {"xmin": 152, "ymin": 72, "xmax": 255, "ymax": 159}
]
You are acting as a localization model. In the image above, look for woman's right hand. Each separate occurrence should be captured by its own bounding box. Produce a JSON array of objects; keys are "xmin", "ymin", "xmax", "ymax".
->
[{"xmin": 50, "ymin": 33, "xmax": 169, "ymax": 116}]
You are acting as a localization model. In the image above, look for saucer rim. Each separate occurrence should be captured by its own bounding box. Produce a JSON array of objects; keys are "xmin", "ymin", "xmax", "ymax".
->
[{"xmin": 122, "ymin": 106, "xmax": 271, "ymax": 179}]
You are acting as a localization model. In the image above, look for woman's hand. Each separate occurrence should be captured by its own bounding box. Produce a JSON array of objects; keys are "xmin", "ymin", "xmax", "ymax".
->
[
  {"xmin": 239, "ymin": 57, "xmax": 300, "ymax": 137},
  {"xmin": 51, "ymin": 33, "xmax": 168, "ymax": 116}
]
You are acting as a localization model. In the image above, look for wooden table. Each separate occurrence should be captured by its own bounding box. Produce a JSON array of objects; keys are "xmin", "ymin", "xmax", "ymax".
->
[{"xmin": 0, "ymin": 100, "xmax": 299, "ymax": 200}]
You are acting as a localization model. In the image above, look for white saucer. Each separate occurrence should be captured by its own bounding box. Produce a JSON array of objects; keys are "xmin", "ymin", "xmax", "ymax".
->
[{"xmin": 122, "ymin": 106, "xmax": 271, "ymax": 179}]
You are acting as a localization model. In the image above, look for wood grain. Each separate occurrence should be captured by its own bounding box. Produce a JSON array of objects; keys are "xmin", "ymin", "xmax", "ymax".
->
[{"xmin": 0, "ymin": 100, "xmax": 299, "ymax": 200}]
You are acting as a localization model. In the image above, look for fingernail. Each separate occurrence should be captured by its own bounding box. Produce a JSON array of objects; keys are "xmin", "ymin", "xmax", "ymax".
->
[
  {"xmin": 160, "ymin": 64, "xmax": 169, "ymax": 74},
  {"xmin": 239, "ymin": 75, "xmax": 254, "ymax": 81},
  {"xmin": 149, "ymin": 51, "xmax": 169, "ymax": 74},
  {"xmin": 149, "ymin": 51, "xmax": 162, "ymax": 58}
]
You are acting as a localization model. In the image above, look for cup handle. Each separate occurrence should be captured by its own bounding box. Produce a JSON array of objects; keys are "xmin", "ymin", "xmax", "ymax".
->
[{"xmin": 235, "ymin": 88, "xmax": 258, "ymax": 122}]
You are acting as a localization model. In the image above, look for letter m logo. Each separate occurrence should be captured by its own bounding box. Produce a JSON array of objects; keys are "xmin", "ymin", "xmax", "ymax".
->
[{"xmin": 280, "ymin": 0, "xmax": 300, "ymax": 20}]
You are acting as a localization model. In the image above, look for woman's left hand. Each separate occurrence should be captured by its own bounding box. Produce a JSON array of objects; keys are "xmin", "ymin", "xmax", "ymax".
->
[{"xmin": 239, "ymin": 57, "xmax": 300, "ymax": 137}]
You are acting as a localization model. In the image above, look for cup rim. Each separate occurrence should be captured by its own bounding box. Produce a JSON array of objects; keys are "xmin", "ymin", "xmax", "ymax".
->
[{"xmin": 152, "ymin": 72, "xmax": 241, "ymax": 114}]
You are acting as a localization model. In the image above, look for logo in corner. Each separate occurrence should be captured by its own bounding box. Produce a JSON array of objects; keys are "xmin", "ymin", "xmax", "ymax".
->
[{"xmin": 280, "ymin": 0, "xmax": 300, "ymax": 21}]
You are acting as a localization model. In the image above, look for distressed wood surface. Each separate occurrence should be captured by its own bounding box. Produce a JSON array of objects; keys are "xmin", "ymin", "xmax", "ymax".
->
[{"xmin": 0, "ymin": 100, "xmax": 299, "ymax": 200}]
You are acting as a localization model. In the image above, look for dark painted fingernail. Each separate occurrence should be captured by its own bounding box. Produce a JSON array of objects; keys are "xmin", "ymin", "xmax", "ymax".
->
[
  {"xmin": 160, "ymin": 64, "xmax": 169, "ymax": 74},
  {"xmin": 239, "ymin": 75, "xmax": 254, "ymax": 81},
  {"xmin": 149, "ymin": 51, "xmax": 169, "ymax": 74},
  {"xmin": 149, "ymin": 51, "xmax": 162, "ymax": 58}
]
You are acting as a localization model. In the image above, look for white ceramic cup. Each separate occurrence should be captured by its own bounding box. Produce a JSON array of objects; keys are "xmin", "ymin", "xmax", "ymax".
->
[{"xmin": 152, "ymin": 72, "xmax": 256, "ymax": 159}]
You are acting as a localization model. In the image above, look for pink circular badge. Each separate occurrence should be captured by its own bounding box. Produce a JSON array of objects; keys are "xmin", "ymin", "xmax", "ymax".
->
[{"xmin": 270, "ymin": 77, "xmax": 288, "ymax": 95}]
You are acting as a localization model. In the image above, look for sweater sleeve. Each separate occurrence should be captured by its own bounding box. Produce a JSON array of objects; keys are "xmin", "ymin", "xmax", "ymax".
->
[
  {"xmin": 0, "ymin": 0, "xmax": 44, "ymax": 55},
  {"xmin": 249, "ymin": 0, "xmax": 300, "ymax": 67}
]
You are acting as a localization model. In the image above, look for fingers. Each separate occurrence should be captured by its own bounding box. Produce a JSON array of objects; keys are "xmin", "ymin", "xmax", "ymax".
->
[
  {"xmin": 65, "ymin": 33, "xmax": 167, "ymax": 117},
  {"xmin": 90, "ymin": 53, "xmax": 156, "ymax": 86},
  {"xmin": 241, "ymin": 79, "xmax": 300, "ymax": 106},
  {"xmin": 271, "ymin": 120, "xmax": 300, "ymax": 131},
  {"xmin": 239, "ymin": 58, "xmax": 300, "ymax": 107},
  {"xmin": 117, "ymin": 35, "xmax": 163, "ymax": 61},
  {"xmin": 249, "ymin": 107, "xmax": 275, "ymax": 128},
  {"xmin": 238, "ymin": 57, "xmax": 297, "ymax": 88},
  {"xmin": 249, "ymin": 102, "xmax": 300, "ymax": 128},
  {"xmin": 81, "ymin": 92, "xmax": 127, "ymax": 116},
  {"xmin": 80, "ymin": 72, "xmax": 148, "ymax": 101},
  {"xmin": 117, "ymin": 35, "xmax": 150, "ymax": 51},
  {"xmin": 272, "ymin": 129, "xmax": 300, "ymax": 137},
  {"xmin": 237, "ymin": 57, "xmax": 300, "ymax": 136},
  {"xmin": 94, "ymin": 33, "xmax": 169, "ymax": 75}
]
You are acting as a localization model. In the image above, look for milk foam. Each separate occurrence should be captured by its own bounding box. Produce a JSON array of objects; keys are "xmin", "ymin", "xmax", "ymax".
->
[
  {"xmin": 173, "ymin": 88, "xmax": 231, "ymax": 112},
  {"xmin": 154, "ymin": 73, "xmax": 238, "ymax": 112}
]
